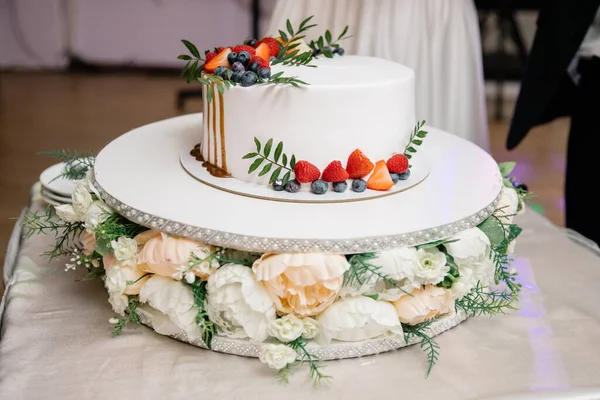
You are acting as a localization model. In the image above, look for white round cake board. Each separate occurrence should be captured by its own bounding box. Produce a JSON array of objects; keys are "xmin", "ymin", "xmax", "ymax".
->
[{"xmin": 93, "ymin": 114, "xmax": 503, "ymax": 254}]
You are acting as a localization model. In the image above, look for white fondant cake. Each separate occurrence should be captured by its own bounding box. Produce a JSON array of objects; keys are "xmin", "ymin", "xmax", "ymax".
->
[{"xmin": 200, "ymin": 56, "xmax": 415, "ymax": 185}]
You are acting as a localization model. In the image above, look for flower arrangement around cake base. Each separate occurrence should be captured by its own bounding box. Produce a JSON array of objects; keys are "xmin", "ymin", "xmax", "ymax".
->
[{"xmin": 23, "ymin": 153, "xmax": 529, "ymax": 386}]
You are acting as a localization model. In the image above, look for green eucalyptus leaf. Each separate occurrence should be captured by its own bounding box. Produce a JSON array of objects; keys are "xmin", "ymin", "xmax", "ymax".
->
[
  {"xmin": 290, "ymin": 154, "xmax": 296, "ymax": 169},
  {"xmin": 270, "ymin": 167, "xmax": 282, "ymax": 184},
  {"xmin": 264, "ymin": 139, "xmax": 273, "ymax": 158},
  {"xmin": 282, "ymin": 153, "xmax": 288, "ymax": 167},
  {"xmin": 282, "ymin": 171, "xmax": 292, "ymax": 185},
  {"xmin": 274, "ymin": 142, "xmax": 283, "ymax": 163},
  {"xmin": 180, "ymin": 62, "xmax": 190, "ymax": 78},
  {"xmin": 412, "ymin": 139, "xmax": 423, "ymax": 146},
  {"xmin": 207, "ymin": 85, "xmax": 214, "ymax": 103},
  {"xmin": 364, "ymin": 294, "xmax": 379, "ymax": 301},
  {"xmin": 407, "ymin": 146, "xmax": 417, "ymax": 153},
  {"xmin": 254, "ymin": 137, "xmax": 261, "ymax": 152},
  {"xmin": 477, "ymin": 218, "xmax": 506, "ymax": 248},
  {"xmin": 405, "ymin": 153, "xmax": 412, "ymax": 159},
  {"xmin": 318, "ymin": 36, "xmax": 324, "ymax": 48},
  {"xmin": 248, "ymin": 158, "xmax": 263, "ymax": 174},
  {"xmin": 323, "ymin": 50, "xmax": 333, "ymax": 58},
  {"xmin": 325, "ymin": 30, "xmax": 332, "ymax": 44},
  {"xmin": 286, "ymin": 19, "xmax": 294, "ymax": 36},
  {"xmin": 242, "ymin": 152, "xmax": 258, "ymax": 159},
  {"xmin": 338, "ymin": 25, "xmax": 349, "ymax": 40},
  {"xmin": 258, "ymin": 163, "xmax": 273, "ymax": 177},
  {"xmin": 182, "ymin": 40, "xmax": 200, "ymax": 58},
  {"xmin": 499, "ymin": 162, "xmax": 517, "ymax": 178},
  {"xmin": 416, "ymin": 131, "xmax": 428, "ymax": 138},
  {"xmin": 279, "ymin": 30, "xmax": 289, "ymax": 43},
  {"xmin": 178, "ymin": 54, "xmax": 192, "ymax": 60},
  {"xmin": 299, "ymin": 16, "xmax": 313, "ymax": 31},
  {"xmin": 94, "ymin": 236, "xmax": 112, "ymax": 256}
]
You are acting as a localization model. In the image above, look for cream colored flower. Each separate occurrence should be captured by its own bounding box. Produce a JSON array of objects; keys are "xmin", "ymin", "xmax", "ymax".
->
[
  {"xmin": 414, "ymin": 248, "xmax": 449, "ymax": 285},
  {"xmin": 111, "ymin": 236, "xmax": 138, "ymax": 265},
  {"xmin": 393, "ymin": 285, "xmax": 454, "ymax": 325},
  {"xmin": 318, "ymin": 296, "xmax": 402, "ymax": 342},
  {"xmin": 138, "ymin": 233, "xmax": 218, "ymax": 281},
  {"xmin": 83, "ymin": 200, "xmax": 112, "ymax": 228},
  {"xmin": 301, "ymin": 317, "xmax": 321, "ymax": 340},
  {"xmin": 259, "ymin": 344, "xmax": 297, "ymax": 370},
  {"xmin": 206, "ymin": 264, "xmax": 275, "ymax": 341},
  {"xmin": 444, "ymin": 228, "xmax": 490, "ymax": 268},
  {"xmin": 104, "ymin": 264, "xmax": 129, "ymax": 315},
  {"xmin": 103, "ymin": 254, "xmax": 150, "ymax": 295},
  {"xmin": 252, "ymin": 253, "xmax": 349, "ymax": 317},
  {"xmin": 139, "ymin": 276, "xmax": 201, "ymax": 339},
  {"xmin": 495, "ymin": 186, "xmax": 521, "ymax": 224},
  {"xmin": 80, "ymin": 230, "xmax": 96, "ymax": 256},
  {"xmin": 54, "ymin": 204, "xmax": 80, "ymax": 223},
  {"xmin": 268, "ymin": 314, "xmax": 304, "ymax": 343},
  {"xmin": 71, "ymin": 182, "xmax": 93, "ymax": 216}
]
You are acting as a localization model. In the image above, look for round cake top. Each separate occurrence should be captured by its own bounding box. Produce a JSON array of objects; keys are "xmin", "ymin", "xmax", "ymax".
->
[{"xmin": 270, "ymin": 55, "xmax": 414, "ymax": 87}]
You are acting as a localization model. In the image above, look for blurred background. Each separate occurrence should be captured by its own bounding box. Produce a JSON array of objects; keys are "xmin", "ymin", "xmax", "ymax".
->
[{"xmin": 0, "ymin": 0, "xmax": 565, "ymax": 270}]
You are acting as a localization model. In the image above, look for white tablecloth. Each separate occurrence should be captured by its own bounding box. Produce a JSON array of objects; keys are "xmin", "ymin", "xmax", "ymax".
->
[{"xmin": 2, "ymin": 199, "xmax": 600, "ymax": 400}]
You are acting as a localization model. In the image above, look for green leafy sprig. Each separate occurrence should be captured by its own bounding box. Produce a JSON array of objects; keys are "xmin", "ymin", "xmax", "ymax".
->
[
  {"xmin": 403, "ymin": 319, "xmax": 441, "ymax": 377},
  {"xmin": 272, "ymin": 16, "xmax": 317, "ymax": 67},
  {"xmin": 178, "ymin": 40, "xmax": 205, "ymax": 83},
  {"xmin": 112, "ymin": 298, "xmax": 142, "ymax": 336},
  {"xmin": 343, "ymin": 253, "xmax": 410, "ymax": 295},
  {"xmin": 243, "ymin": 137, "xmax": 297, "ymax": 185},
  {"xmin": 455, "ymin": 282, "xmax": 518, "ymax": 317},
  {"xmin": 404, "ymin": 120, "xmax": 428, "ymax": 159},
  {"xmin": 21, "ymin": 207, "xmax": 86, "ymax": 259},
  {"xmin": 308, "ymin": 25, "xmax": 351, "ymax": 58},
  {"xmin": 277, "ymin": 337, "xmax": 331, "ymax": 386},
  {"xmin": 93, "ymin": 214, "xmax": 148, "ymax": 256},
  {"xmin": 190, "ymin": 280, "xmax": 216, "ymax": 348},
  {"xmin": 38, "ymin": 149, "xmax": 95, "ymax": 182},
  {"xmin": 258, "ymin": 71, "xmax": 309, "ymax": 88},
  {"xmin": 197, "ymin": 73, "xmax": 237, "ymax": 104}
]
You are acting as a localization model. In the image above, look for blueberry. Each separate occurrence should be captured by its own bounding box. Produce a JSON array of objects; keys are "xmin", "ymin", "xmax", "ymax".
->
[
  {"xmin": 237, "ymin": 51, "xmax": 251, "ymax": 66},
  {"xmin": 333, "ymin": 181, "xmax": 348, "ymax": 193},
  {"xmin": 397, "ymin": 170, "xmax": 411, "ymax": 180},
  {"xmin": 515, "ymin": 183, "xmax": 528, "ymax": 192},
  {"xmin": 285, "ymin": 179, "xmax": 301, "ymax": 193},
  {"xmin": 273, "ymin": 179, "xmax": 285, "ymax": 191},
  {"xmin": 334, "ymin": 47, "xmax": 345, "ymax": 56},
  {"xmin": 231, "ymin": 61, "xmax": 245, "ymax": 73},
  {"xmin": 231, "ymin": 71, "xmax": 244, "ymax": 83},
  {"xmin": 245, "ymin": 38, "xmax": 257, "ymax": 47},
  {"xmin": 270, "ymin": 56, "xmax": 276, "ymax": 62},
  {"xmin": 258, "ymin": 68, "xmax": 271, "ymax": 79},
  {"xmin": 311, "ymin": 179, "xmax": 329, "ymax": 195},
  {"xmin": 240, "ymin": 71, "xmax": 258, "ymax": 87},
  {"xmin": 351, "ymin": 179, "xmax": 367, "ymax": 193},
  {"xmin": 214, "ymin": 66, "xmax": 229, "ymax": 79},
  {"xmin": 227, "ymin": 52, "xmax": 238, "ymax": 65},
  {"xmin": 248, "ymin": 62, "xmax": 260, "ymax": 74},
  {"xmin": 390, "ymin": 173, "xmax": 400, "ymax": 184}
]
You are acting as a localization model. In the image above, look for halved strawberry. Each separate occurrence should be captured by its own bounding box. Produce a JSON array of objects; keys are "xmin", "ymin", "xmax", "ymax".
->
[
  {"xmin": 251, "ymin": 55, "xmax": 270, "ymax": 70},
  {"xmin": 255, "ymin": 43, "xmax": 271, "ymax": 62},
  {"xmin": 204, "ymin": 48, "xmax": 232, "ymax": 73},
  {"xmin": 231, "ymin": 45, "xmax": 256, "ymax": 56},
  {"xmin": 367, "ymin": 160, "xmax": 394, "ymax": 191},
  {"xmin": 386, "ymin": 154, "xmax": 409, "ymax": 174},
  {"xmin": 256, "ymin": 37, "xmax": 280, "ymax": 57},
  {"xmin": 346, "ymin": 149, "xmax": 374, "ymax": 179},
  {"xmin": 322, "ymin": 161, "xmax": 349, "ymax": 183},
  {"xmin": 294, "ymin": 161, "xmax": 320, "ymax": 183}
]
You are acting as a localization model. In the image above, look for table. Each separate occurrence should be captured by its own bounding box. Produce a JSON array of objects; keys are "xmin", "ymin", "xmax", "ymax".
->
[{"xmin": 2, "ymin": 196, "xmax": 600, "ymax": 400}]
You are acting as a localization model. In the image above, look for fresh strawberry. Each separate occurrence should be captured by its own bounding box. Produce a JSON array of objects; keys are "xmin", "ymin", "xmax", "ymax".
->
[
  {"xmin": 294, "ymin": 161, "xmax": 321, "ymax": 183},
  {"xmin": 322, "ymin": 161, "xmax": 350, "ymax": 183},
  {"xmin": 367, "ymin": 160, "xmax": 394, "ymax": 191},
  {"xmin": 204, "ymin": 48, "xmax": 232, "ymax": 73},
  {"xmin": 231, "ymin": 45, "xmax": 256, "ymax": 56},
  {"xmin": 216, "ymin": 47, "xmax": 227, "ymax": 53},
  {"xmin": 386, "ymin": 154, "xmax": 409, "ymax": 174},
  {"xmin": 205, "ymin": 51, "xmax": 217, "ymax": 63},
  {"xmin": 346, "ymin": 149, "xmax": 374, "ymax": 179},
  {"xmin": 250, "ymin": 55, "xmax": 270, "ymax": 70},
  {"xmin": 256, "ymin": 37, "xmax": 280, "ymax": 57},
  {"xmin": 255, "ymin": 43, "xmax": 271, "ymax": 62}
]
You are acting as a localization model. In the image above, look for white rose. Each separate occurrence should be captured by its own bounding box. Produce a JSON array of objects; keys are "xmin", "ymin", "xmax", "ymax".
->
[
  {"xmin": 414, "ymin": 248, "xmax": 449, "ymax": 285},
  {"xmin": 104, "ymin": 266, "xmax": 128, "ymax": 315},
  {"xmin": 111, "ymin": 236, "xmax": 138, "ymax": 265},
  {"xmin": 302, "ymin": 317, "xmax": 320, "ymax": 340},
  {"xmin": 71, "ymin": 182, "xmax": 94, "ymax": 216},
  {"xmin": 450, "ymin": 257, "xmax": 495, "ymax": 300},
  {"xmin": 444, "ymin": 228, "xmax": 490, "ymax": 268},
  {"xmin": 268, "ymin": 314, "xmax": 304, "ymax": 343},
  {"xmin": 54, "ymin": 204, "xmax": 80, "ymax": 223},
  {"xmin": 259, "ymin": 344, "xmax": 297, "ymax": 370},
  {"xmin": 495, "ymin": 187, "xmax": 520, "ymax": 224},
  {"xmin": 318, "ymin": 296, "xmax": 402, "ymax": 343},
  {"xmin": 206, "ymin": 264, "xmax": 276, "ymax": 342},
  {"xmin": 450, "ymin": 267, "xmax": 476, "ymax": 300},
  {"xmin": 139, "ymin": 276, "xmax": 202, "ymax": 339},
  {"xmin": 83, "ymin": 200, "xmax": 112, "ymax": 228}
]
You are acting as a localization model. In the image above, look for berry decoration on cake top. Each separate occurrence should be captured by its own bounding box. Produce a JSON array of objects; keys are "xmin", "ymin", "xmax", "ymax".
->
[{"xmin": 177, "ymin": 16, "xmax": 350, "ymax": 102}]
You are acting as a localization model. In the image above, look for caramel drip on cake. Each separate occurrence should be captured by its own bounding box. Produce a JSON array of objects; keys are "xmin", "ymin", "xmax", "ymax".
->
[
  {"xmin": 219, "ymin": 91, "xmax": 227, "ymax": 171},
  {"xmin": 212, "ymin": 91, "xmax": 217, "ymax": 164},
  {"xmin": 190, "ymin": 143, "xmax": 231, "ymax": 178},
  {"xmin": 205, "ymin": 93, "xmax": 211, "ymax": 161}
]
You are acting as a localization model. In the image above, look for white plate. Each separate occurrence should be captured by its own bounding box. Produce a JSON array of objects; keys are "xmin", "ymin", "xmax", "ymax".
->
[
  {"xmin": 42, "ymin": 196, "xmax": 65, "ymax": 207},
  {"xmin": 42, "ymin": 188, "xmax": 72, "ymax": 203},
  {"xmin": 39, "ymin": 163, "xmax": 78, "ymax": 197}
]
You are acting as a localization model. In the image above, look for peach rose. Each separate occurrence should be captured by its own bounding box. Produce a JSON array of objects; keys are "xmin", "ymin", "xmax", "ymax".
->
[
  {"xmin": 103, "ymin": 254, "xmax": 150, "ymax": 295},
  {"xmin": 137, "ymin": 233, "xmax": 218, "ymax": 280},
  {"xmin": 80, "ymin": 230, "xmax": 96, "ymax": 256},
  {"xmin": 392, "ymin": 285, "xmax": 454, "ymax": 325},
  {"xmin": 252, "ymin": 253, "xmax": 350, "ymax": 317}
]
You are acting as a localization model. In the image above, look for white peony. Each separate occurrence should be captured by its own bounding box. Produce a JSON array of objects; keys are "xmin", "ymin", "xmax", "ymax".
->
[
  {"xmin": 111, "ymin": 236, "xmax": 138, "ymax": 266},
  {"xmin": 317, "ymin": 296, "xmax": 403, "ymax": 343},
  {"xmin": 54, "ymin": 204, "xmax": 80, "ymax": 223},
  {"xmin": 104, "ymin": 265, "xmax": 129, "ymax": 315},
  {"xmin": 495, "ymin": 186, "xmax": 522, "ymax": 224},
  {"xmin": 83, "ymin": 200, "xmax": 112, "ymax": 228},
  {"xmin": 451, "ymin": 257, "xmax": 496, "ymax": 300},
  {"xmin": 444, "ymin": 228, "xmax": 490, "ymax": 268},
  {"xmin": 139, "ymin": 276, "xmax": 202, "ymax": 339},
  {"xmin": 414, "ymin": 248, "xmax": 449, "ymax": 285},
  {"xmin": 206, "ymin": 264, "xmax": 276, "ymax": 342},
  {"xmin": 259, "ymin": 344, "xmax": 298, "ymax": 370},
  {"xmin": 302, "ymin": 317, "xmax": 321, "ymax": 340},
  {"xmin": 71, "ymin": 182, "xmax": 93, "ymax": 216},
  {"xmin": 268, "ymin": 314, "xmax": 304, "ymax": 343}
]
